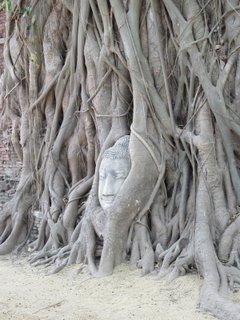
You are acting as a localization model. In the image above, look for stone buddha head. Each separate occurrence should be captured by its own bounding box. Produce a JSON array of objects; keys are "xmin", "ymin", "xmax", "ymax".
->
[{"xmin": 98, "ymin": 135, "xmax": 130, "ymax": 210}]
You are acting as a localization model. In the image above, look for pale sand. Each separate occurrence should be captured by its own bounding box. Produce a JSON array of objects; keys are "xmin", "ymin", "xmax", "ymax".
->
[{"xmin": 0, "ymin": 255, "xmax": 236, "ymax": 320}]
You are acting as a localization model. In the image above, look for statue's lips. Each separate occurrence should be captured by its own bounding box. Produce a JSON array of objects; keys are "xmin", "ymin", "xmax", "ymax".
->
[{"xmin": 100, "ymin": 196, "xmax": 115, "ymax": 204}]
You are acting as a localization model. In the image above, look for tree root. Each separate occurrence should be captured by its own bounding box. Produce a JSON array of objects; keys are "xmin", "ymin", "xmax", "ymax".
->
[{"xmin": 129, "ymin": 216, "xmax": 155, "ymax": 275}]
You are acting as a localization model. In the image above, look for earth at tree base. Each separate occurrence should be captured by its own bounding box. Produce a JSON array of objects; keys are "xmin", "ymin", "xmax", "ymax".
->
[{"xmin": 0, "ymin": 255, "xmax": 233, "ymax": 320}]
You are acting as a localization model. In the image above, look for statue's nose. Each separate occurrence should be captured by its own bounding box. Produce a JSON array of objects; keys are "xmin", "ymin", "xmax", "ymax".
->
[{"xmin": 102, "ymin": 175, "xmax": 115, "ymax": 196}]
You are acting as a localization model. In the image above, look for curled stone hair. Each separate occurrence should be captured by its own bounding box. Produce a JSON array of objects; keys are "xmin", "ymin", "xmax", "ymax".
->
[{"xmin": 102, "ymin": 135, "xmax": 130, "ymax": 161}]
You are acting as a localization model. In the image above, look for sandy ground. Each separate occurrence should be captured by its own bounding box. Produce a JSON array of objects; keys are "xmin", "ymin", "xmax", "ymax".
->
[{"xmin": 0, "ymin": 255, "xmax": 226, "ymax": 320}]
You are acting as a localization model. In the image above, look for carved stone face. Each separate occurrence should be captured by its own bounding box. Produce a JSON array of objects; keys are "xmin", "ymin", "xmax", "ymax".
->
[{"xmin": 98, "ymin": 157, "xmax": 130, "ymax": 210}]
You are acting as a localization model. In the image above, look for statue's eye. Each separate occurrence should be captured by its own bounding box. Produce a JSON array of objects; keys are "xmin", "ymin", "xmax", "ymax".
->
[{"xmin": 116, "ymin": 174, "xmax": 127, "ymax": 179}]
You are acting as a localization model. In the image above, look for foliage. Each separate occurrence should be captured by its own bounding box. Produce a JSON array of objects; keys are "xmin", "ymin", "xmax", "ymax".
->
[{"xmin": 0, "ymin": 0, "xmax": 13, "ymax": 12}]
